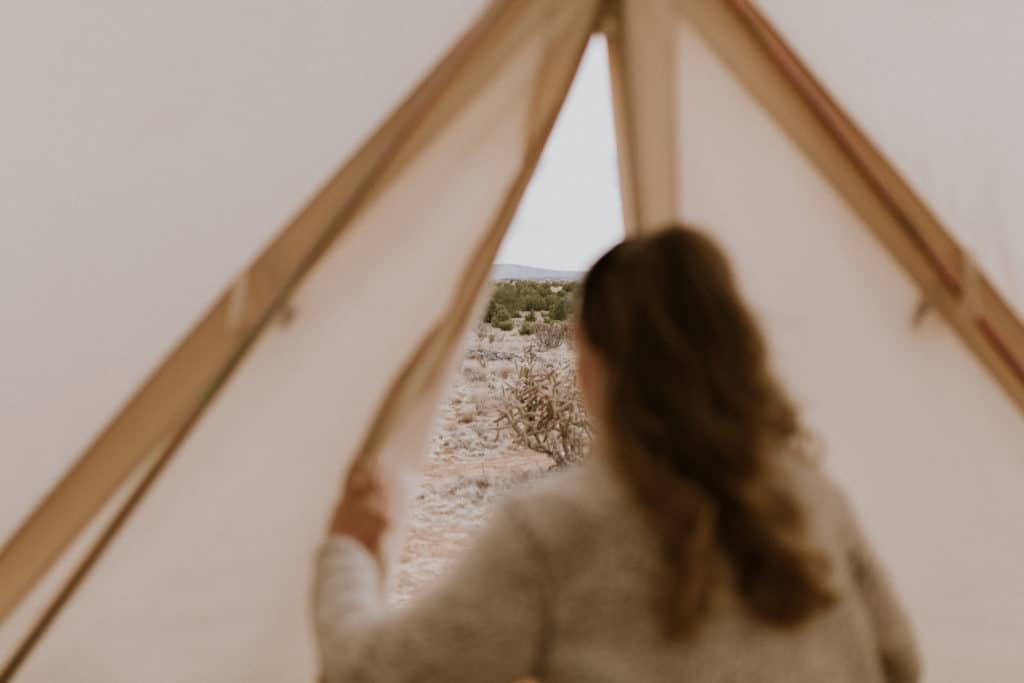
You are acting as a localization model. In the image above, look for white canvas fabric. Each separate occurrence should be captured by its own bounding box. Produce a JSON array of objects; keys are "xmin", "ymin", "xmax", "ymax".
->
[
  {"xmin": 1, "ymin": 0, "xmax": 1021, "ymax": 681},
  {"xmin": 0, "ymin": 0, "xmax": 491, "ymax": 549},
  {"xmin": 0, "ymin": 0, "xmax": 598, "ymax": 679},
  {"xmin": 672, "ymin": 15, "xmax": 1024, "ymax": 682},
  {"xmin": 759, "ymin": 1, "xmax": 1024, "ymax": 317}
]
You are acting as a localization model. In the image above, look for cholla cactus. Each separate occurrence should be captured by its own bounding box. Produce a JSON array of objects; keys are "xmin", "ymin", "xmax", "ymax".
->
[{"xmin": 495, "ymin": 347, "xmax": 590, "ymax": 468}]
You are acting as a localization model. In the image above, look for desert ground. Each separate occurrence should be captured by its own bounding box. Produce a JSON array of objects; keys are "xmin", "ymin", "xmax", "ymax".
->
[{"xmin": 393, "ymin": 321, "xmax": 578, "ymax": 604}]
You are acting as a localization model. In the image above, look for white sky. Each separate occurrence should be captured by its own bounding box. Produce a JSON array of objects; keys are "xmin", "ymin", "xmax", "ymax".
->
[{"xmin": 495, "ymin": 37, "xmax": 625, "ymax": 272}]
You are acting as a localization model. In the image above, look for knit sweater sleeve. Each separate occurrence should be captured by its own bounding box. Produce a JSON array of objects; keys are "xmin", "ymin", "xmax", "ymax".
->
[
  {"xmin": 312, "ymin": 502, "xmax": 547, "ymax": 682},
  {"xmin": 836, "ymin": 494, "xmax": 922, "ymax": 683}
]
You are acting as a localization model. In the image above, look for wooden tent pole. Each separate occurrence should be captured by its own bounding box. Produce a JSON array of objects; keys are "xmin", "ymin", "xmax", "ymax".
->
[
  {"xmin": 346, "ymin": 6, "xmax": 602, "ymax": 478},
  {"xmin": 605, "ymin": 0, "xmax": 682, "ymax": 235},
  {"xmin": 0, "ymin": 0, "xmax": 532, "ymax": 632},
  {"xmin": 676, "ymin": 0, "xmax": 1024, "ymax": 414},
  {"xmin": 0, "ymin": 405, "xmax": 200, "ymax": 680},
  {"xmin": 0, "ymin": 0, "xmax": 602, "ymax": 675}
]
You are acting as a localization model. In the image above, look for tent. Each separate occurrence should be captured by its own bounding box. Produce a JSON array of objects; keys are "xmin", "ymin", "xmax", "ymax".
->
[{"xmin": 1, "ymin": 0, "xmax": 1022, "ymax": 680}]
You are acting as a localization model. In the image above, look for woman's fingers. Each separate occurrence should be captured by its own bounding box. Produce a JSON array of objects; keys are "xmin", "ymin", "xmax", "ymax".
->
[
  {"xmin": 345, "ymin": 465, "xmax": 387, "ymax": 499},
  {"xmin": 330, "ymin": 465, "xmax": 392, "ymax": 554},
  {"xmin": 345, "ymin": 466, "xmax": 372, "ymax": 494}
]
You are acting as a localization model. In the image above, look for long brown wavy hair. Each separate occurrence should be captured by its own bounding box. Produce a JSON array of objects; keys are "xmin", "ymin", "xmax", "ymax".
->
[{"xmin": 579, "ymin": 224, "xmax": 835, "ymax": 636}]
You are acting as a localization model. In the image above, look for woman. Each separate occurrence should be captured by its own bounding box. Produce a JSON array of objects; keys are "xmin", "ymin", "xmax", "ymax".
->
[{"xmin": 314, "ymin": 225, "xmax": 920, "ymax": 682}]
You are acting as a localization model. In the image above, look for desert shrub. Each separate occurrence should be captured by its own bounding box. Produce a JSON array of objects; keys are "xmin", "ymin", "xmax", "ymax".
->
[
  {"xmin": 525, "ymin": 311, "xmax": 536, "ymax": 322},
  {"xmin": 483, "ymin": 278, "xmax": 578, "ymax": 328},
  {"xmin": 494, "ymin": 319, "xmax": 514, "ymax": 331},
  {"xmin": 487, "ymin": 302, "xmax": 512, "ymax": 326},
  {"xmin": 519, "ymin": 321, "xmax": 535, "ymax": 335},
  {"xmin": 491, "ymin": 282, "xmax": 521, "ymax": 310},
  {"xmin": 462, "ymin": 363, "xmax": 488, "ymax": 383},
  {"xmin": 496, "ymin": 349, "xmax": 591, "ymax": 468},
  {"xmin": 548, "ymin": 297, "xmax": 570, "ymax": 321},
  {"xmin": 455, "ymin": 404, "xmax": 478, "ymax": 423},
  {"xmin": 522, "ymin": 294, "xmax": 546, "ymax": 311},
  {"xmin": 484, "ymin": 299, "xmax": 498, "ymax": 322},
  {"xmin": 534, "ymin": 321, "xmax": 567, "ymax": 349},
  {"xmin": 467, "ymin": 386, "xmax": 495, "ymax": 412},
  {"xmin": 494, "ymin": 362, "xmax": 514, "ymax": 380}
]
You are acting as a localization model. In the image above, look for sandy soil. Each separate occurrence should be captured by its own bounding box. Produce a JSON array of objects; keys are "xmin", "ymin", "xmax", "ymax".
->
[{"xmin": 392, "ymin": 324, "xmax": 572, "ymax": 604}]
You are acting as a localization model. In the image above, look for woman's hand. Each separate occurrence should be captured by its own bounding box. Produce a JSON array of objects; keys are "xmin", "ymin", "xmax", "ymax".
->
[{"xmin": 328, "ymin": 465, "xmax": 390, "ymax": 557}]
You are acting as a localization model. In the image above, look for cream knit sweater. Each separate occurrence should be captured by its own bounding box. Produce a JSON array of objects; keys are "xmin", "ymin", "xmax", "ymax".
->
[{"xmin": 313, "ymin": 454, "xmax": 920, "ymax": 682}]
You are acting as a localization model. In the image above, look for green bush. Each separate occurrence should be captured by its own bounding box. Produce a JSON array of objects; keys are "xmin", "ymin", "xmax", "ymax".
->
[
  {"xmin": 519, "ymin": 321, "xmax": 535, "ymax": 335},
  {"xmin": 494, "ymin": 319, "xmax": 514, "ymax": 331},
  {"xmin": 487, "ymin": 302, "xmax": 512, "ymax": 325},
  {"xmin": 548, "ymin": 297, "xmax": 570, "ymax": 322},
  {"xmin": 492, "ymin": 282, "xmax": 520, "ymax": 309},
  {"xmin": 483, "ymin": 278, "xmax": 578, "ymax": 327},
  {"xmin": 522, "ymin": 294, "xmax": 546, "ymax": 312}
]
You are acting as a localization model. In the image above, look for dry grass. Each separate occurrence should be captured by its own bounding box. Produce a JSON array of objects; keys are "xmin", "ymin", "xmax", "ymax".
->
[
  {"xmin": 462, "ymin": 363, "xmax": 488, "ymax": 384},
  {"xmin": 533, "ymin": 321, "xmax": 568, "ymax": 350}
]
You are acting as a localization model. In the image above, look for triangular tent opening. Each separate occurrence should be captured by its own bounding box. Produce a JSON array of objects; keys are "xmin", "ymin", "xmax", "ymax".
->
[
  {"xmin": 1, "ymin": 2, "xmax": 1021, "ymax": 681},
  {"xmin": 497, "ymin": 37, "xmax": 625, "ymax": 276},
  {"xmin": 397, "ymin": 36, "xmax": 623, "ymax": 601}
]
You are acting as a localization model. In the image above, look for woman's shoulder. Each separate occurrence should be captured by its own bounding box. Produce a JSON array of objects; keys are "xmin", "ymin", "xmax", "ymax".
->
[
  {"xmin": 506, "ymin": 457, "xmax": 630, "ymax": 516},
  {"xmin": 772, "ymin": 447, "xmax": 862, "ymax": 546},
  {"xmin": 500, "ymin": 464, "xmax": 597, "ymax": 526},
  {"xmin": 772, "ymin": 442, "xmax": 835, "ymax": 494},
  {"xmin": 497, "ymin": 458, "xmax": 648, "ymax": 560}
]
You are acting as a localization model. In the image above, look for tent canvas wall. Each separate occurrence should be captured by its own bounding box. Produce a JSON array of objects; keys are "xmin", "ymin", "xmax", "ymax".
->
[{"xmin": 1, "ymin": 1, "xmax": 1022, "ymax": 680}]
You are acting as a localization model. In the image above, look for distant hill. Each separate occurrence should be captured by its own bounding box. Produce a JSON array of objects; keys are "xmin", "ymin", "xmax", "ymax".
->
[{"xmin": 492, "ymin": 264, "xmax": 583, "ymax": 281}]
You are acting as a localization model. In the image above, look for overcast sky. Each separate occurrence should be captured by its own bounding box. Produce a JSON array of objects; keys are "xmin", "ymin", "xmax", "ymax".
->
[{"xmin": 496, "ymin": 38, "xmax": 624, "ymax": 273}]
